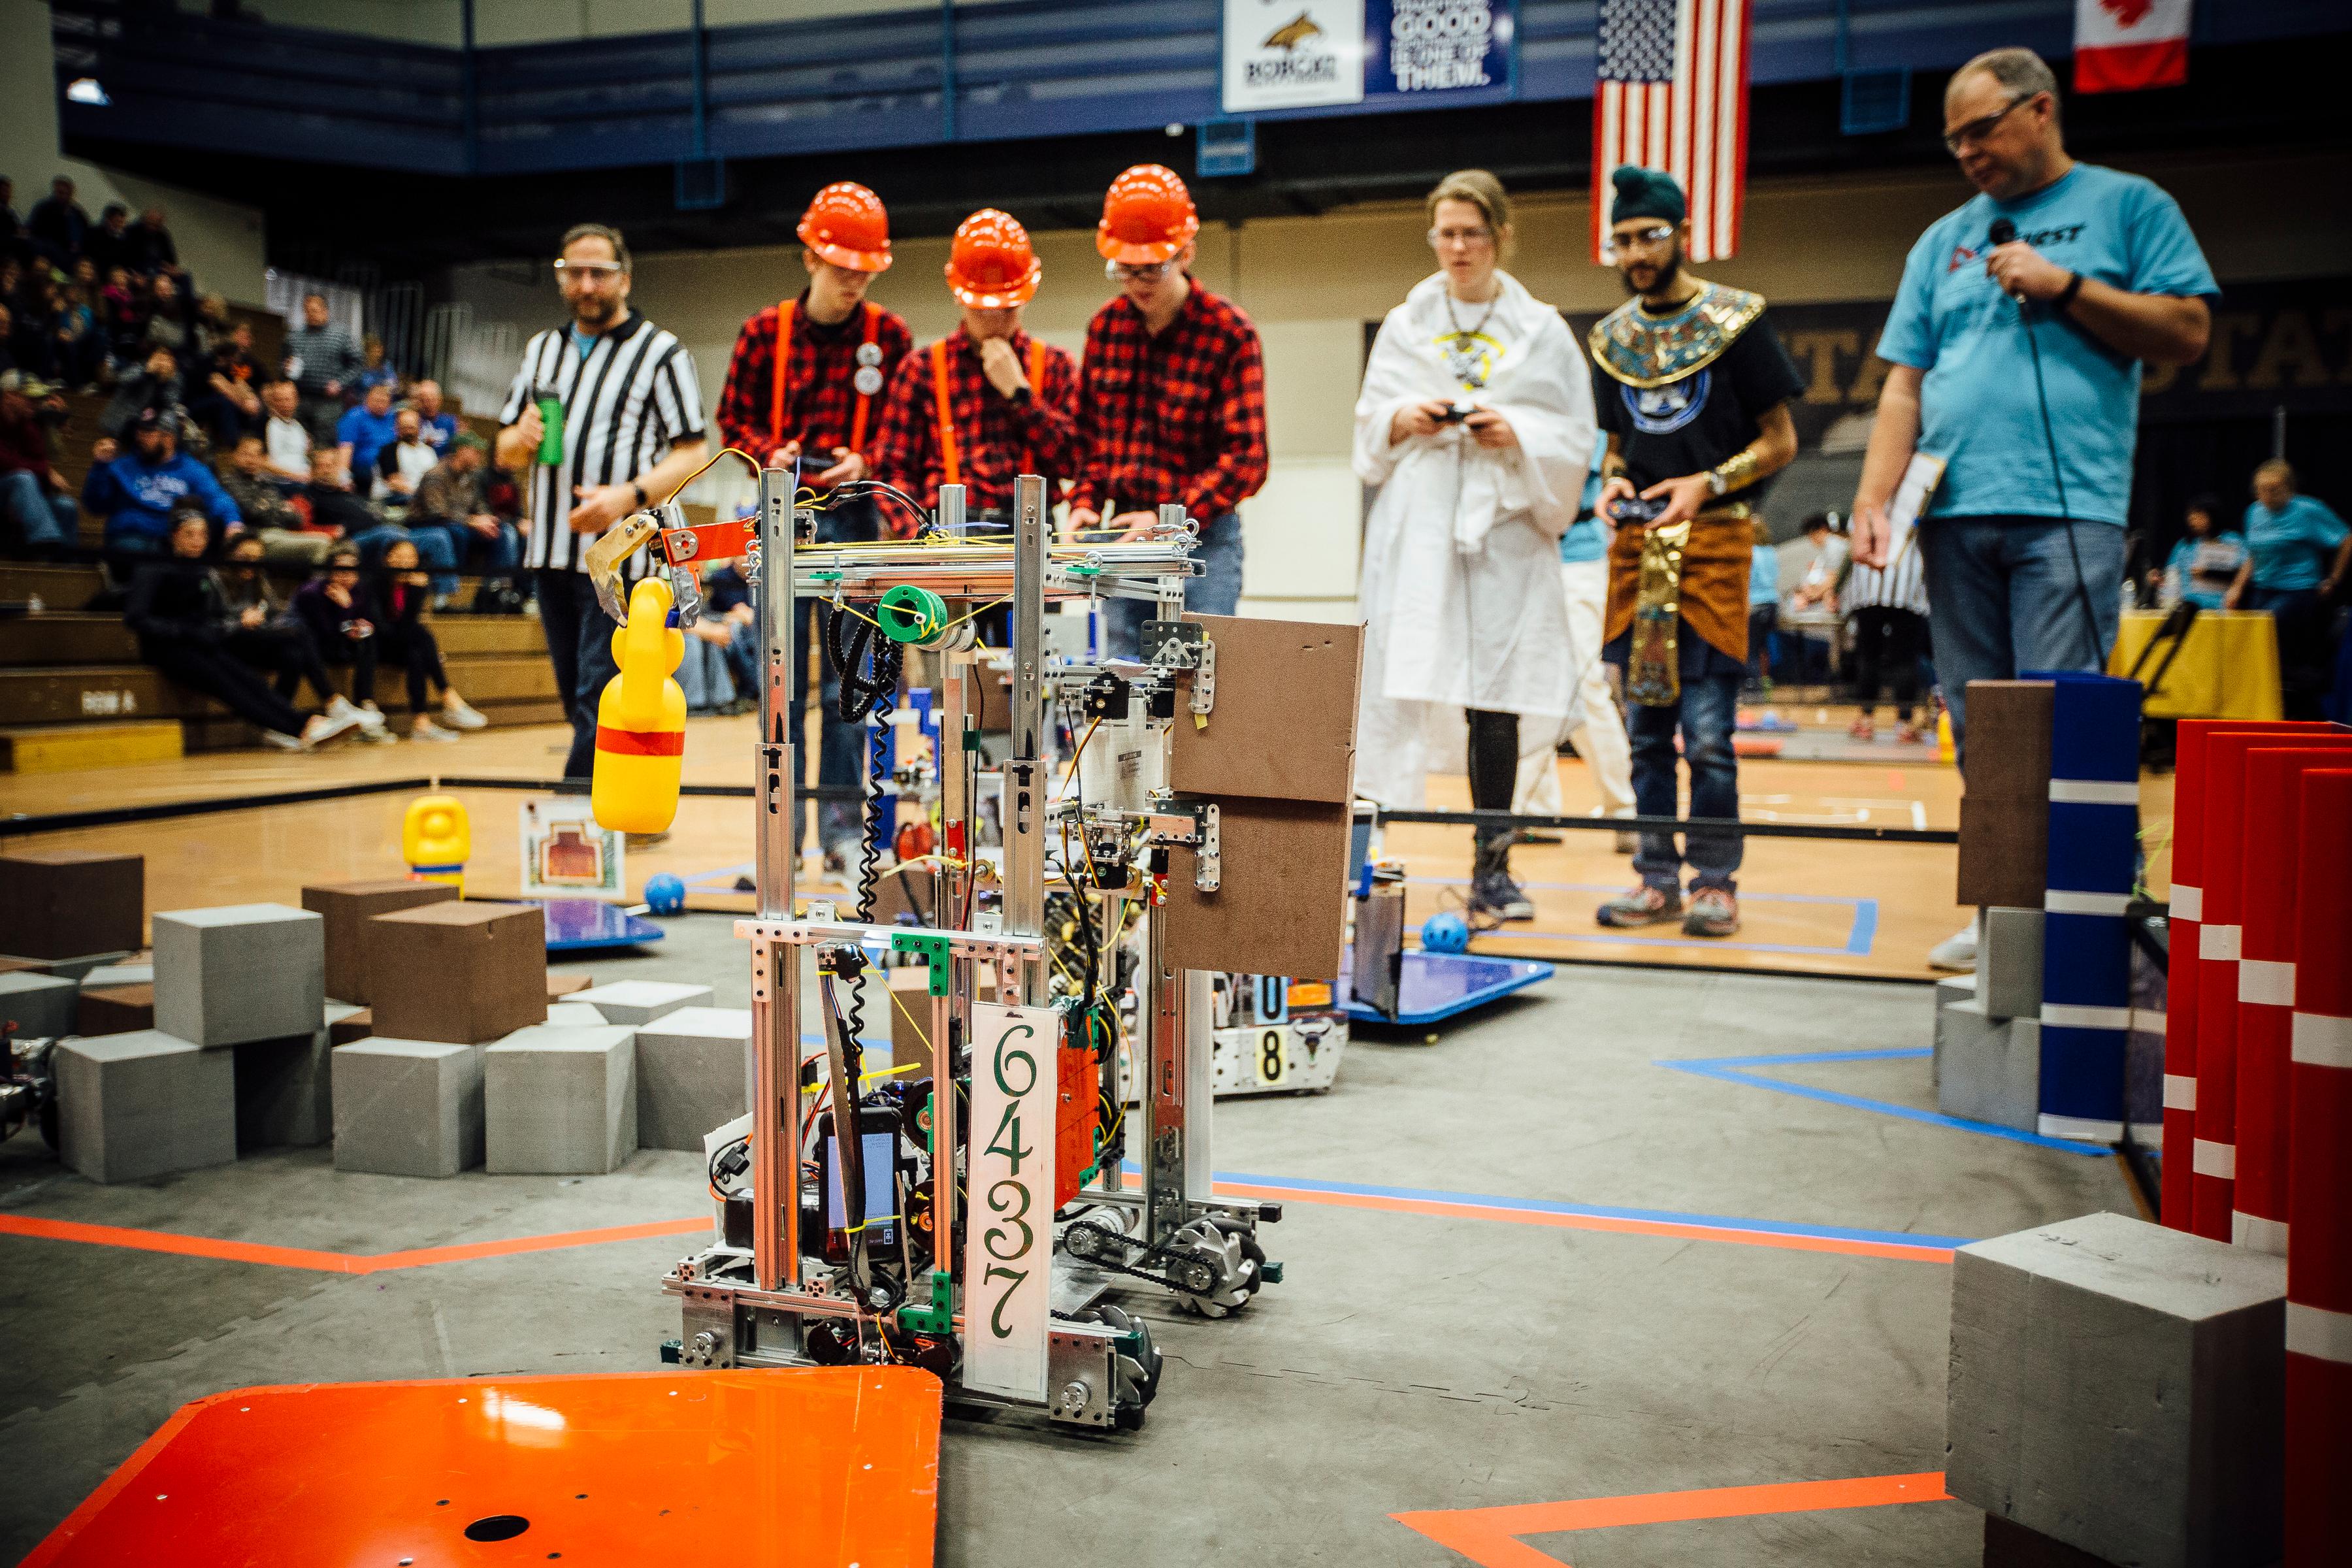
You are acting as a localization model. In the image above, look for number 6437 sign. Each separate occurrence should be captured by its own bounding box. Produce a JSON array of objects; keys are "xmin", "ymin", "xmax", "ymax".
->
[{"xmin": 962, "ymin": 1003, "xmax": 1060, "ymax": 1402}]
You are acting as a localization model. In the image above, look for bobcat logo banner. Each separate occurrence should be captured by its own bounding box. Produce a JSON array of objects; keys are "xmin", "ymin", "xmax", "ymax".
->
[
  {"xmin": 1223, "ymin": 0, "xmax": 1364, "ymax": 112},
  {"xmin": 1623, "ymin": 370, "xmax": 1710, "ymax": 434}
]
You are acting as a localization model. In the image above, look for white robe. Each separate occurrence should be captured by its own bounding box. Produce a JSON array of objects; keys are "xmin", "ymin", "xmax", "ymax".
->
[{"xmin": 1352, "ymin": 270, "xmax": 1597, "ymax": 809}]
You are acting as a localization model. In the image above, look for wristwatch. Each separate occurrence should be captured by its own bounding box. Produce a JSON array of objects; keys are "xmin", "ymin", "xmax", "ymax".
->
[{"xmin": 1705, "ymin": 468, "xmax": 1729, "ymax": 498}]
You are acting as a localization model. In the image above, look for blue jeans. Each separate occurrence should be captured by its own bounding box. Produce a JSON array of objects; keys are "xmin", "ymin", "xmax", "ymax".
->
[
  {"xmin": 410, "ymin": 519, "xmax": 522, "ymax": 600},
  {"xmin": 350, "ymin": 523, "xmax": 457, "ymax": 587},
  {"xmin": 1, "ymin": 471, "xmax": 75, "ymax": 551},
  {"xmin": 537, "ymin": 568, "xmax": 621, "ymax": 778},
  {"xmin": 1620, "ymin": 627, "xmax": 1744, "ymax": 892},
  {"xmin": 1919, "ymin": 515, "xmax": 2123, "ymax": 768},
  {"xmin": 1103, "ymin": 512, "xmax": 1245, "ymax": 660}
]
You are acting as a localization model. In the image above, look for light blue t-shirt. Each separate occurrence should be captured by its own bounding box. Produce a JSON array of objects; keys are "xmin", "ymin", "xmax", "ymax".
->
[
  {"xmin": 2164, "ymin": 531, "xmax": 2246, "ymax": 609},
  {"xmin": 1748, "ymin": 542, "xmax": 1780, "ymax": 606},
  {"xmin": 2243, "ymin": 495, "xmax": 2348, "ymax": 592},
  {"xmin": 1559, "ymin": 515, "xmax": 1606, "ymax": 564},
  {"xmin": 1876, "ymin": 164, "xmax": 2217, "ymax": 527}
]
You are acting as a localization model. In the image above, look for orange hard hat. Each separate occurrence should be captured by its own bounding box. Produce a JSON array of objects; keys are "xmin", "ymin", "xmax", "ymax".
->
[
  {"xmin": 1096, "ymin": 164, "xmax": 1199, "ymax": 265},
  {"xmin": 797, "ymin": 182, "xmax": 892, "ymax": 272},
  {"xmin": 944, "ymin": 209, "xmax": 1041, "ymax": 308}
]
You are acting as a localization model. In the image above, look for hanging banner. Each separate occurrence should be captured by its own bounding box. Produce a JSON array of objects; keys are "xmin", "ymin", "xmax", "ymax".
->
[
  {"xmin": 1224, "ymin": 0, "xmax": 1516, "ymax": 114},
  {"xmin": 1365, "ymin": 0, "xmax": 1515, "ymax": 105},
  {"xmin": 1222, "ymin": 0, "xmax": 1366, "ymax": 113}
]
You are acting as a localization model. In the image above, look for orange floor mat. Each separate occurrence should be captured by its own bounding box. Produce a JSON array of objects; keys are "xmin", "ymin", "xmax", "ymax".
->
[{"xmin": 25, "ymin": 1367, "xmax": 941, "ymax": 1567}]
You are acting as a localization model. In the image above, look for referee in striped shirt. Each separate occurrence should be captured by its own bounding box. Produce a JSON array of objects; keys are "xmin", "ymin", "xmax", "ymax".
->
[{"xmin": 495, "ymin": 224, "xmax": 709, "ymax": 779}]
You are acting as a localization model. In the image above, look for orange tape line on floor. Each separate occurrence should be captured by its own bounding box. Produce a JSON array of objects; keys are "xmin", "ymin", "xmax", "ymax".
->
[
  {"xmin": 0, "ymin": 1213, "xmax": 709, "ymax": 1275},
  {"xmin": 1391, "ymin": 1470, "xmax": 1951, "ymax": 1567},
  {"xmin": 1208, "ymin": 1182, "xmax": 1957, "ymax": 1264}
]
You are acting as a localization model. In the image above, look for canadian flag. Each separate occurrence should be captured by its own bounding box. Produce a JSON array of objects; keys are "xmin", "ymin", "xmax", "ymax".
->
[{"xmin": 2074, "ymin": 0, "xmax": 2192, "ymax": 93}]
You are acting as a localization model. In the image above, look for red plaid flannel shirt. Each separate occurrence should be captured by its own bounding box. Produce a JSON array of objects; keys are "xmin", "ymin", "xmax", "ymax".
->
[
  {"xmin": 713, "ymin": 293, "xmax": 913, "ymax": 477},
  {"xmin": 1070, "ymin": 283, "xmax": 1267, "ymax": 521},
  {"xmin": 871, "ymin": 327, "xmax": 1081, "ymax": 535}
]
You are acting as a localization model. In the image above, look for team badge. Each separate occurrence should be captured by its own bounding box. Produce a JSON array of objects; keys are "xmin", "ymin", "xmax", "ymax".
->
[
  {"xmin": 1623, "ymin": 369, "xmax": 1709, "ymax": 435},
  {"xmin": 853, "ymin": 365, "xmax": 885, "ymax": 396},
  {"xmin": 855, "ymin": 342, "xmax": 884, "ymax": 368}
]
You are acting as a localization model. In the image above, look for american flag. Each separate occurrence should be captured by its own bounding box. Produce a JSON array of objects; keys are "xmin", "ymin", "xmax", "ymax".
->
[{"xmin": 1592, "ymin": 0, "xmax": 1753, "ymax": 263}]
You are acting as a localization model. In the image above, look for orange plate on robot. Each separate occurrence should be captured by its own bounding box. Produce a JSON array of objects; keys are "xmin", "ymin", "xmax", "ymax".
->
[{"xmin": 25, "ymin": 1366, "xmax": 941, "ymax": 1567}]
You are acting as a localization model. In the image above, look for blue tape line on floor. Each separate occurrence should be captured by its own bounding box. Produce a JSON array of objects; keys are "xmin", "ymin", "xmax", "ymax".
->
[{"xmin": 1658, "ymin": 1047, "xmax": 2114, "ymax": 1156}]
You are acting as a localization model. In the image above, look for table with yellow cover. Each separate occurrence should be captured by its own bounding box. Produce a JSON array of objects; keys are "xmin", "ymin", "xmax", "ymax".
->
[{"xmin": 2108, "ymin": 609, "xmax": 2282, "ymax": 719}]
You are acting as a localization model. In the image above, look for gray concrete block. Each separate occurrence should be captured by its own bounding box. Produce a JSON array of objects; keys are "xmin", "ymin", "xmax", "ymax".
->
[
  {"xmin": 1980, "ymin": 906, "xmax": 2045, "ymax": 1021},
  {"xmin": 0, "ymin": 972, "xmax": 80, "ymax": 1037},
  {"xmin": 55, "ymin": 1030, "xmax": 236, "ymax": 1183},
  {"xmin": 544, "ymin": 1002, "xmax": 607, "ymax": 1026},
  {"xmin": 333, "ymin": 1036, "xmax": 484, "ymax": 1178},
  {"xmin": 1947, "ymin": 1211, "xmax": 2284, "ymax": 1568},
  {"xmin": 233, "ymin": 1030, "xmax": 334, "ymax": 1149},
  {"xmin": 1935, "ymin": 998, "xmax": 2040, "ymax": 1132},
  {"xmin": 568, "ymin": 980, "xmax": 711, "ymax": 1026},
  {"xmin": 631, "ymin": 1005, "xmax": 752, "ymax": 1151},
  {"xmin": 324, "ymin": 1000, "xmax": 367, "ymax": 1031},
  {"xmin": 1933, "ymin": 975, "xmax": 1976, "ymax": 1089},
  {"xmin": 80, "ymin": 960, "xmax": 154, "ymax": 988},
  {"xmin": 483, "ymin": 1024, "xmax": 637, "ymax": 1174},
  {"xmin": 152, "ymin": 904, "xmax": 325, "ymax": 1047}
]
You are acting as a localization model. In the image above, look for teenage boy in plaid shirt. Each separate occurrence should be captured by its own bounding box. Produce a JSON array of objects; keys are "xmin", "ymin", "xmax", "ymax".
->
[
  {"xmin": 873, "ymin": 208, "xmax": 1079, "ymax": 535},
  {"xmin": 1068, "ymin": 164, "xmax": 1268, "ymax": 657},
  {"xmin": 712, "ymin": 181, "xmax": 912, "ymax": 866}
]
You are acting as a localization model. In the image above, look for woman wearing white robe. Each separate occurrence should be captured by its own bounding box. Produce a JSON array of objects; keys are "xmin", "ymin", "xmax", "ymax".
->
[{"xmin": 1353, "ymin": 170, "xmax": 1596, "ymax": 919}]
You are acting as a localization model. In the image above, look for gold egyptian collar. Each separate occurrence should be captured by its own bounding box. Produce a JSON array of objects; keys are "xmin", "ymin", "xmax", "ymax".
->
[{"xmin": 1588, "ymin": 280, "xmax": 1767, "ymax": 389}]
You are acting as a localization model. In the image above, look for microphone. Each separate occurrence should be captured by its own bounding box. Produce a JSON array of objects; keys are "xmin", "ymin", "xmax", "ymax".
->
[{"xmin": 1987, "ymin": 217, "xmax": 2027, "ymax": 305}]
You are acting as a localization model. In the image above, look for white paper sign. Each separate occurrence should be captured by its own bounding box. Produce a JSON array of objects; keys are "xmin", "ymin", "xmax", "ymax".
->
[
  {"xmin": 962, "ymin": 1002, "xmax": 1060, "ymax": 1403},
  {"xmin": 519, "ymin": 798, "xmax": 627, "ymax": 900},
  {"xmin": 1222, "ymin": 0, "xmax": 1365, "ymax": 112}
]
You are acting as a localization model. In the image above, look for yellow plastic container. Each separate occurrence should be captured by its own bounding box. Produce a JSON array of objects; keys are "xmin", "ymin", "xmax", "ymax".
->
[
  {"xmin": 402, "ymin": 794, "xmax": 471, "ymax": 892},
  {"xmin": 1936, "ymin": 708, "xmax": 1955, "ymax": 765},
  {"xmin": 591, "ymin": 577, "xmax": 687, "ymax": 834}
]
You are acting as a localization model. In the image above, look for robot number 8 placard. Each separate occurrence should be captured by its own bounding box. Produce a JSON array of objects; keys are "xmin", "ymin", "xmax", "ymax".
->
[{"xmin": 962, "ymin": 1002, "xmax": 1059, "ymax": 1402}]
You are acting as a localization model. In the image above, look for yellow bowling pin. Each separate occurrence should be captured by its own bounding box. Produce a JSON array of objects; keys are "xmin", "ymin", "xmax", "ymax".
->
[
  {"xmin": 402, "ymin": 794, "xmax": 470, "ymax": 892},
  {"xmin": 592, "ymin": 576, "xmax": 687, "ymax": 834}
]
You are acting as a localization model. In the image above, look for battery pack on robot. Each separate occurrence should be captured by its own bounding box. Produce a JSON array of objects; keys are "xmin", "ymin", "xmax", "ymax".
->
[{"xmin": 591, "ymin": 576, "xmax": 688, "ymax": 834}]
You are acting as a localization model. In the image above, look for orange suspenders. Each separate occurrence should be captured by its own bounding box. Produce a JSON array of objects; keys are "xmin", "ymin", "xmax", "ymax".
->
[
  {"xmin": 930, "ymin": 336, "xmax": 1049, "ymax": 489},
  {"xmin": 768, "ymin": 299, "xmax": 881, "ymax": 460}
]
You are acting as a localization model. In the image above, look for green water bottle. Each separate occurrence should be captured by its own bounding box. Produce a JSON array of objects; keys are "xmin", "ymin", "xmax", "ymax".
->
[{"xmin": 533, "ymin": 384, "xmax": 564, "ymax": 466}]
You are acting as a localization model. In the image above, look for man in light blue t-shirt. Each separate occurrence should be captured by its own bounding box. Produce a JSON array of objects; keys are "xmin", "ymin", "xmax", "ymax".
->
[{"xmin": 1847, "ymin": 46, "xmax": 2215, "ymax": 971}]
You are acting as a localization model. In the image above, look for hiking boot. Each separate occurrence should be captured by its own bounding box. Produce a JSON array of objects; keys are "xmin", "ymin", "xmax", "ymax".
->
[
  {"xmin": 1684, "ymin": 885, "xmax": 1739, "ymax": 938},
  {"xmin": 1597, "ymin": 884, "xmax": 1682, "ymax": 927},
  {"xmin": 1469, "ymin": 870, "xmax": 1535, "ymax": 922}
]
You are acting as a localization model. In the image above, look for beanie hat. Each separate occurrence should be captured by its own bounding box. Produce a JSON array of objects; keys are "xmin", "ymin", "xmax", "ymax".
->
[{"xmin": 1609, "ymin": 165, "xmax": 1687, "ymax": 226}]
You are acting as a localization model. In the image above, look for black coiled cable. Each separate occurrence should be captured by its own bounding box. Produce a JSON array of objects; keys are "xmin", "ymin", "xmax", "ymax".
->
[{"xmin": 826, "ymin": 604, "xmax": 904, "ymax": 1042}]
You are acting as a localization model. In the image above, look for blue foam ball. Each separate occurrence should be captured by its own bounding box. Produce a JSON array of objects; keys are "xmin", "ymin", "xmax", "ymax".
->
[
  {"xmin": 645, "ymin": 872, "xmax": 687, "ymax": 916},
  {"xmin": 1420, "ymin": 910, "xmax": 1470, "ymax": 955}
]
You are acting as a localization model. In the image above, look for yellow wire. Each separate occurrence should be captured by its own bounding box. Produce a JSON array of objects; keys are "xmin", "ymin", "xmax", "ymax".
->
[
  {"xmin": 1056, "ymin": 715, "xmax": 1102, "ymax": 800},
  {"xmin": 887, "ymin": 981, "xmax": 934, "ymax": 1060},
  {"xmin": 655, "ymin": 446, "xmax": 763, "ymax": 506}
]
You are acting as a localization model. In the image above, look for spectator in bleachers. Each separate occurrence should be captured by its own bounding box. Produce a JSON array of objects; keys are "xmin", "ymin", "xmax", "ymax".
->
[
  {"xmin": 124, "ymin": 207, "xmax": 180, "ymax": 280},
  {"xmin": 190, "ymin": 318, "xmax": 263, "ymax": 446},
  {"xmin": 82, "ymin": 407, "xmax": 240, "ymax": 554},
  {"xmin": 293, "ymin": 538, "xmax": 486, "ymax": 741},
  {"xmin": 1, "ymin": 371, "xmax": 78, "ymax": 555},
  {"xmin": 408, "ymin": 431, "xmax": 517, "ymax": 604},
  {"xmin": 25, "ymin": 178, "xmax": 87, "ymax": 268},
  {"xmin": 212, "ymin": 532, "xmax": 359, "ymax": 724},
  {"xmin": 47, "ymin": 273, "xmax": 104, "ymax": 390},
  {"xmin": 356, "ymin": 334, "xmax": 399, "ymax": 400},
  {"xmin": 410, "ymin": 378, "xmax": 457, "ymax": 456},
  {"xmin": 0, "ymin": 300, "xmax": 22, "ymax": 382},
  {"xmin": 99, "ymin": 267, "xmax": 145, "ymax": 369},
  {"xmin": 84, "ymin": 203, "xmax": 133, "ymax": 278},
  {"xmin": 141, "ymin": 271, "xmax": 197, "ymax": 359},
  {"xmin": 218, "ymin": 432, "xmax": 328, "ymax": 565},
  {"xmin": 338, "ymin": 381, "xmax": 398, "ymax": 489},
  {"xmin": 261, "ymin": 378, "xmax": 310, "ymax": 485},
  {"xmin": 284, "ymin": 292, "xmax": 361, "ymax": 439},
  {"xmin": 372, "ymin": 405, "xmax": 437, "ymax": 503},
  {"xmin": 127, "ymin": 510, "xmax": 357, "ymax": 752},
  {"xmin": 193, "ymin": 293, "xmax": 237, "ymax": 357},
  {"xmin": 100, "ymin": 344, "xmax": 184, "ymax": 439},
  {"xmin": 300, "ymin": 446, "xmax": 378, "ymax": 541}
]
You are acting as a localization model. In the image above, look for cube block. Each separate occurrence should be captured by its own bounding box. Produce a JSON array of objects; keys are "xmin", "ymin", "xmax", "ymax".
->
[
  {"xmin": 545, "ymin": 1002, "xmax": 608, "ymax": 1026},
  {"xmin": 0, "ymin": 972, "xmax": 80, "ymax": 1037},
  {"xmin": 300, "ymin": 878, "xmax": 459, "ymax": 1004},
  {"xmin": 333, "ymin": 1037, "xmax": 485, "ymax": 1178},
  {"xmin": 484, "ymin": 1024, "xmax": 637, "ymax": 1174},
  {"xmin": 1947, "ymin": 1211, "xmax": 2285, "ymax": 1568},
  {"xmin": 80, "ymin": 960, "xmax": 154, "ymax": 988},
  {"xmin": 56, "ymin": 1030, "xmax": 236, "ymax": 1183},
  {"xmin": 76, "ymin": 982, "xmax": 155, "ymax": 1037},
  {"xmin": 568, "ymin": 980, "xmax": 711, "ymax": 1026},
  {"xmin": 1936, "ymin": 998, "xmax": 2040, "ymax": 1132},
  {"xmin": 632, "ymin": 1005, "xmax": 753, "ymax": 1151},
  {"xmin": 368, "ymin": 902, "xmax": 547, "ymax": 1045},
  {"xmin": 1980, "ymin": 906, "xmax": 2046, "ymax": 1022},
  {"xmin": 153, "ymin": 903, "xmax": 325, "ymax": 1047},
  {"xmin": 234, "ymin": 1030, "xmax": 335, "ymax": 1149},
  {"xmin": 0, "ymin": 849, "xmax": 143, "ymax": 959}
]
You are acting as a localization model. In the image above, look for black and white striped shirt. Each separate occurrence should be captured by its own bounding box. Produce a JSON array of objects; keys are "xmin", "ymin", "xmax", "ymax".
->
[
  {"xmin": 1846, "ymin": 534, "xmax": 1929, "ymax": 616},
  {"xmin": 498, "ymin": 313, "xmax": 706, "ymax": 574}
]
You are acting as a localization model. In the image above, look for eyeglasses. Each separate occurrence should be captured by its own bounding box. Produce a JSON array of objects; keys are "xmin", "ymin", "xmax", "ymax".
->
[
  {"xmin": 1427, "ymin": 225, "xmax": 1495, "ymax": 250},
  {"xmin": 1103, "ymin": 258, "xmax": 1175, "ymax": 283},
  {"xmin": 1942, "ymin": 91, "xmax": 2036, "ymax": 155},
  {"xmin": 1601, "ymin": 223, "xmax": 1676, "ymax": 262},
  {"xmin": 552, "ymin": 259, "xmax": 625, "ymax": 284}
]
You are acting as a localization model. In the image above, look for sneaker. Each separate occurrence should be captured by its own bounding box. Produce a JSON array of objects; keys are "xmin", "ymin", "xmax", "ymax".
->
[
  {"xmin": 1597, "ymin": 884, "xmax": 1683, "ymax": 927},
  {"xmin": 307, "ymin": 706, "xmax": 364, "ymax": 745},
  {"xmin": 259, "ymin": 729, "xmax": 304, "ymax": 752},
  {"xmin": 1928, "ymin": 921, "xmax": 1979, "ymax": 972},
  {"xmin": 1897, "ymin": 723, "xmax": 1925, "ymax": 744},
  {"xmin": 359, "ymin": 725, "xmax": 400, "ymax": 745},
  {"xmin": 1684, "ymin": 885, "xmax": 1740, "ymax": 938},
  {"xmin": 411, "ymin": 717, "xmax": 459, "ymax": 743},
  {"xmin": 350, "ymin": 699, "xmax": 389, "ymax": 736},
  {"xmin": 1848, "ymin": 714, "xmax": 1876, "ymax": 741},
  {"xmin": 441, "ymin": 694, "xmax": 489, "ymax": 730},
  {"xmin": 1468, "ymin": 870, "xmax": 1535, "ymax": 922}
]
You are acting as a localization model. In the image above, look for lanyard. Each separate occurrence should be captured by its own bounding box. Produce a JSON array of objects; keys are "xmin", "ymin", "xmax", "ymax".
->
[
  {"xmin": 931, "ymin": 335, "xmax": 1049, "ymax": 489},
  {"xmin": 770, "ymin": 299, "xmax": 882, "ymax": 459}
]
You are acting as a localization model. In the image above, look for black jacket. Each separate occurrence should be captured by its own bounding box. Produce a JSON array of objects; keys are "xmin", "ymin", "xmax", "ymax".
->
[{"xmin": 125, "ymin": 559, "xmax": 230, "ymax": 647}]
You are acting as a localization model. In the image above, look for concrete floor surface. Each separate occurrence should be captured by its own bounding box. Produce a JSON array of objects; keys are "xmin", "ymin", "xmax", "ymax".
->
[{"xmin": 3, "ymin": 919, "xmax": 2134, "ymax": 1565}]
